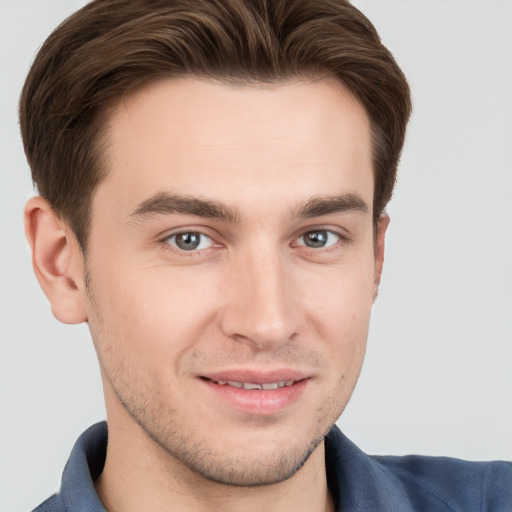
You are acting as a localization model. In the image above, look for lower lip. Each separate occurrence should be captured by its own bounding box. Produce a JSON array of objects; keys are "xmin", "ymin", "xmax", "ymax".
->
[{"xmin": 201, "ymin": 379, "xmax": 308, "ymax": 415}]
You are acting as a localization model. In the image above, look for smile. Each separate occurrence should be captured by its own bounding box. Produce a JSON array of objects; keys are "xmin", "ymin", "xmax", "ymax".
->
[
  {"xmin": 207, "ymin": 378, "xmax": 296, "ymax": 390},
  {"xmin": 201, "ymin": 375, "xmax": 309, "ymax": 415}
]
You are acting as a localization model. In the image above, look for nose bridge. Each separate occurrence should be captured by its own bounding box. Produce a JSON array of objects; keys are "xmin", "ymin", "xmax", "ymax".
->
[{"xmin": 220, "ymin": 240, "xmax": 298, "ymax": 348}]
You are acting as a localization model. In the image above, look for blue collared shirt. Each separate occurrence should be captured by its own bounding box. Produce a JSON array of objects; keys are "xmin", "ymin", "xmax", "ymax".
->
[{"xmin": 33, "ymin": 422, "xmax": 512, "ymax": 511}]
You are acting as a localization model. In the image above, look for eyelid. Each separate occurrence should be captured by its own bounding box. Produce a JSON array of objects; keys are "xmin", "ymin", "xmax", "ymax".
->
[
  {"xmin": 159, "ymin": 226, "xmax": 222, "ymax": 254},
  {"xmin": 292, "ymin": 224, "xmax": 351, "ymax": 244},
  {"xmin": 158, "ymin": 224, "xmax": 219, "ymax": 241},
  {"xmin": 166, "ymin": 232, "xmax": 213, "ymax": 250},
  {"xmin": 295, "ymin": 229, "xmax": 346, "ymax": 252},
  {"xmin": 295, "ymin": 229, "xmax": 340, "ymax": 248}
]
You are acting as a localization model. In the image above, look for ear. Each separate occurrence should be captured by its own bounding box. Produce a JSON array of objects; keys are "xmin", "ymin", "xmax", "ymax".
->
[
  {"xmin": 373, "ymin": 213, "xmax": 390, "ymax": 301},
  {"xmin": 24, "ymin": 196, "xmax": 88, "ymax": 324}
]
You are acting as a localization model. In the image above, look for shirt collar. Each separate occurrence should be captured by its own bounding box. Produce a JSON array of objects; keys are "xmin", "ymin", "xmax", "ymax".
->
[
  {"xmin": 59, "ymin": 422, "xmax": 107, "ymax": 511},
  {"xmin": 325, "ymin": 426, "xmax": 411, "ymax": 511}
]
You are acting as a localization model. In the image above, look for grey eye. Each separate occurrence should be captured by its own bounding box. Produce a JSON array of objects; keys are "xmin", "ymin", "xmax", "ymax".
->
[
  {"xmin": 298, "ymin": 230, "xmax": 339, "ymax": 248},
  {"xmin": 166, "ymin": 232, "xmax": 213, "ymax": 251}
]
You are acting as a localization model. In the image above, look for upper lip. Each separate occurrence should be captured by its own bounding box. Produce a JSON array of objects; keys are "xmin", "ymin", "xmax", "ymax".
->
[{"xmin": 201, "ymin": 369, "xmax": 310, "ymax": 384}]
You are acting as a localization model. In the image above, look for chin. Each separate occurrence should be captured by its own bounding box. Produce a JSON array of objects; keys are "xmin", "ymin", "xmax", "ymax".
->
[
  {"xmin": 138, "ymin": 411, "xmax": 328, "ymax": 487},
  {"xmin": 177, "ymin": 434, "xmax": 325, "ymax": 487}
]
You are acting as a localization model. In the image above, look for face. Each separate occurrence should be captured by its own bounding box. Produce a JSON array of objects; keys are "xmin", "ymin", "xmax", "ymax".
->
[{"xmin": 82, "ymin": 77, "xmax": 384, "ymax": 486}]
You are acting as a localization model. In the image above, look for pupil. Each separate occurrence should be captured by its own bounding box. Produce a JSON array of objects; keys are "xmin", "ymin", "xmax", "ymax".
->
[
  {"xmin": 305, "ymin": 231, "xmax": 327, "ymax": 248},
  {"xmin": 176, "ymin": 232, "xmax": 200, "ymax": 250}
]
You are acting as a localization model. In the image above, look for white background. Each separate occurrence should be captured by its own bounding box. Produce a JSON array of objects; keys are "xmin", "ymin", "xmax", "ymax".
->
[{"xmin": 1, "ymin": 1, "xmax": 511, "ymax": 510}]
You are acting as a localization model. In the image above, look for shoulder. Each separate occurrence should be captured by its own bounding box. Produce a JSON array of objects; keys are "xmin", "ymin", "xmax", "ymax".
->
[
  {"xmin": 325, "ymin": 426, "xmax": 512, "ymax": 512},
  {"xmin": 373, "ymin": 454, "xmax": 512, "ymax": 511},
  {"xmin": 31, "ymin": 494, "xmax": 61, "ymax": 512}
]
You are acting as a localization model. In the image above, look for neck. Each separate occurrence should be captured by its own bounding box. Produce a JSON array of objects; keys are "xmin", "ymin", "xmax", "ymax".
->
[{"xmin": 95, "ymin": 414, "xmax": 334, "ymax": 512}]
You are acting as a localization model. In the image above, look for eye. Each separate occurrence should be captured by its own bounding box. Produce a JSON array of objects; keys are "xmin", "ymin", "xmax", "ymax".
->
[
  {"xmin": 165, "ymin": 231, "xmax": 214, "ymax": 251},
  {"xmin": 297, "ymin": 230, "xmax": 340, "ymax": 249}
]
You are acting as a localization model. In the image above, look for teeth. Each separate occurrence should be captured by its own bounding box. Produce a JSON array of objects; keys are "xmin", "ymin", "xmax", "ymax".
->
[
  {"xmin": 213, "ymin": 379, "xmax": 296, "ymax": 390},
  {"xmin": 243, "ymin": 382, "xmax": 262, "ymax": 390}
]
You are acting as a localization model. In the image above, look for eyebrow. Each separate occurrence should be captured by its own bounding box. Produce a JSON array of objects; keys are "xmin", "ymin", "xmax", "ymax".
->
[
  {"xmin": 293, "ymin": 193, "xmax": 369, "ymax": 218},
  {"xmin": 129, "ymin": 192, "xmax": 241, "ymax": 223},
  {"xmin": 129, "ymin": 191, "xmax": 368, "ymax": 223}
]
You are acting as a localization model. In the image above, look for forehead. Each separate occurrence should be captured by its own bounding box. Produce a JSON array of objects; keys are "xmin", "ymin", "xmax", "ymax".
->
[{"xmin": 96, "ymin": 77, "xmax": 373, "ymax": 217}]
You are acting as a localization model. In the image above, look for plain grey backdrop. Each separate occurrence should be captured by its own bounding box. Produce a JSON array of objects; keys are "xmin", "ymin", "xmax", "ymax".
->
[{"xmin": 1, "ymin": 1, "xmax": 511, "ymax": 510}]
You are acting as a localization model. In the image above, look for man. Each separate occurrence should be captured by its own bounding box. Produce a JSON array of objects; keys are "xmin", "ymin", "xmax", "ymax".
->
[{"xmin": 16, "ymin": 0, "xmax": 511, "ymax": 510}]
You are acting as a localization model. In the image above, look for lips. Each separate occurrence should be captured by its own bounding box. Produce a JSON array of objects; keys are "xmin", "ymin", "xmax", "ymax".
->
[
  {"xmin": 201, "ymin": 369, "xmax": 309, "ymax": 388},
  {"xmin": 200, "ymin": 370, "xmax": 310, "ymax": 415},
  {"xmin": 203, "ymin": 378, "xmax": 297, "ymax": 390}
]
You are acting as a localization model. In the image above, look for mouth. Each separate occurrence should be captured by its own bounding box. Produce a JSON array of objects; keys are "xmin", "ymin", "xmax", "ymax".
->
[
  {"xmin": 201, "ymin": 377, "xmax": 300, "ymax": 390},
  {"xmin": 199, "ymin": 371, "xmax": 310, "ymax": 415}
]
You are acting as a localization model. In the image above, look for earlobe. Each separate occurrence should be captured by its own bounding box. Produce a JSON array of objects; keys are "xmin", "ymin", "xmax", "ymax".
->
[
  {"xmin": 373, "ymin": 213, "xmax": 390, "ymax": 301},
  {"xmin": 24, "ymin": 196, "xmax": 88, "ymax": 324}
]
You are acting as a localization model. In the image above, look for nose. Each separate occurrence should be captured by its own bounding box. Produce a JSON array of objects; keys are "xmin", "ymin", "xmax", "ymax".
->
[{"xmin": 219, "ymin": 245, "xmax": 299, "ymax": 350}]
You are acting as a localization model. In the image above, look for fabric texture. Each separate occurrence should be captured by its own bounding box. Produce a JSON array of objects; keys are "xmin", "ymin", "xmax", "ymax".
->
[{"xmin": 33, "ymin": 422, "xmax": 512, "ymax": 511}]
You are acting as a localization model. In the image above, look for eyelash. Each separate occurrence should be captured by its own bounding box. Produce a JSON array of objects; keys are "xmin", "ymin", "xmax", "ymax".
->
[
  {"xmin": 161, "ymin": 230, "xmax": 217, "ymax": 254},
  {"xmin": 160, "ymin": 228, "xmax": 349, "ymax": 255},
  {"xmin": 294, "ymin": 229, "xmax": 345, "ymax": 250}
]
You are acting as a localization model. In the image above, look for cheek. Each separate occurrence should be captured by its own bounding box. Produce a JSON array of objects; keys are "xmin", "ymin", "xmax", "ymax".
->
[
  {"xmin": 303, "ymin": 257, "xmax": 374, "ymax": 365},
  {"xmin": 304, "ymin": 255, "xmax": 375, "ymax": 326},
  {"xmin": 86, "ymin": 263, "xmax": 220, "ymax": 365}
]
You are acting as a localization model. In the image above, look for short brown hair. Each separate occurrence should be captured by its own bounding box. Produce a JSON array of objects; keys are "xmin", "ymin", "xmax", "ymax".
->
[{"xmin": 19, "ymin": 0, "xmax": 411, "ymax": 250}]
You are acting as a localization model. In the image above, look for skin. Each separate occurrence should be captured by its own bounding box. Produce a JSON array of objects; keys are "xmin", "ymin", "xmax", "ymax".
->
[{"xmin": 25, "ymin": 77, "xmax": 388, "ymax": 512}]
